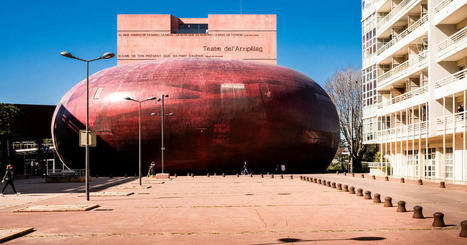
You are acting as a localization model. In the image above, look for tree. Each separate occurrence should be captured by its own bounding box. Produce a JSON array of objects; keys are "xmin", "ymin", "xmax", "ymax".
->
[
  {"xmin": 0, "ymin": 103, "xmax": 21, "ymax": 164},
  {"xmin": 325, "ymin": 68, "xmax": 366, "ymax": 172}
]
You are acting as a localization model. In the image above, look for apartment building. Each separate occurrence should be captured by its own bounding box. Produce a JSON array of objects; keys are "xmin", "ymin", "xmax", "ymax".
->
[{"xmin": 361, "ymin": 0, "xmax": 467, "ymax": 183}]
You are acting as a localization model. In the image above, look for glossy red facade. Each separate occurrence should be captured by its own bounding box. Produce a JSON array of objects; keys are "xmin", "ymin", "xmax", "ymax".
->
[{"xmin": 52, "ymin": 59, "xmax": 339, "ymax": 175}]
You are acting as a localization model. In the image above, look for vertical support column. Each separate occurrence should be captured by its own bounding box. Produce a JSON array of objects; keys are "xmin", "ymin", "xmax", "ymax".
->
[
  {"xmin": 418, "ymin": 104, "xmax": 422, "ymax": 179},
  {"xmin": 425, "ymin": 102, "xmax": 429, "ymax": 180},
  {"xmin": 464, "ymin": 91, "xmax": 466, "ymax": 183},
  {"xmin": 380, "ymin": 116, "xmax": 383, "ymax": 175},
  {"xmin": 453, "ymin": 94, "xmax": 456, "ymax": 182},
  {"xmin": 443, "ymin": 96, "xmax": 446, "ymax": 181}
]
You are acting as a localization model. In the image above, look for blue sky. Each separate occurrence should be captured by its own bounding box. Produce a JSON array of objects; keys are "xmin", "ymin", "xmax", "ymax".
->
[{"xmin": 0, "ymin": 0, "xmax": 362, "ymax": 105}]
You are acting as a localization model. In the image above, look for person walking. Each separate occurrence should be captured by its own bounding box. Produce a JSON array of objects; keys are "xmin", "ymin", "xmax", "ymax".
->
[
  {"xmin": 242, "ymin": 161, "xmax": 249, "ymax": 175},
  {"xmin": 2, "ymin": 164, "xmax": 18, "ymax": 195}
]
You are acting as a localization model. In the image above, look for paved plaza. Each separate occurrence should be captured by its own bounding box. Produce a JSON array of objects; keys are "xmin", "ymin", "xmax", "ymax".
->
[{"xmin": 0, "ymin": 174, "xmax": 466, "ymax": 244}]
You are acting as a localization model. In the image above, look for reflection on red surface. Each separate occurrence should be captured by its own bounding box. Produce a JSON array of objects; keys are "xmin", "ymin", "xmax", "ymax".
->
[{"xmin": 52, "ymin": 59, "xmax": 339, "ymax": 175}]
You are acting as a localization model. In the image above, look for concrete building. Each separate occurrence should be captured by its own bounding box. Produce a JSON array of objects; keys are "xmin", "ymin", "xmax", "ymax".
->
[
  {"xmin": 117, "ymin": 14, "xmax": 277, "ymax": 65},
  {"xmin": 361, "ymin": 0, "xmax": 467, "ymax": 183}
]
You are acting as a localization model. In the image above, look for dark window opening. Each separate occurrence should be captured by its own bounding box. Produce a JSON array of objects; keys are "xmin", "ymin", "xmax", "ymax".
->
[{"xmin": 174, "ymin": 24, "xmax": 208, "ymax": 34}]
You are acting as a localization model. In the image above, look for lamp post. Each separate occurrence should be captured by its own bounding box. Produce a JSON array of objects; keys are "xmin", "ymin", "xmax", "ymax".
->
[
  {"xmin": 125, "ymin": 97, "xmax": 157, "ymax": 186},
  {"xmin": 151, "ymin": 94, "xmax": 173, "ymax": 174},
  {"xmin": 60, "ymin": 51, "xmax": 114, "ymax": 201}
]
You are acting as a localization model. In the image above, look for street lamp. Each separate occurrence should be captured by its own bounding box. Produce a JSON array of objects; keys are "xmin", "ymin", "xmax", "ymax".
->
[
  {"xmin": 125, "ymin": 96, "xmax": 157, "ymax": 186},
  {"xmin": 151, "ymin": 94, "xmax": 173, "ymax": 174},
  {"xmin": 60, "ymin": 51, "xmax": 114, "ymax": 201}
]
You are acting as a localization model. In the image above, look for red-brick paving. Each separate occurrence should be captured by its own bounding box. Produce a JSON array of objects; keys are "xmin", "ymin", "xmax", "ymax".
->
[{"xmin": 0, "ymin": 175, "xmax": 465, "ymax": 244}]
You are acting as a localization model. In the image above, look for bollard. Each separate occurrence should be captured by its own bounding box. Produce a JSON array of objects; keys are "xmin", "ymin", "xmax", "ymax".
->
[
  {"xmin": 300, "ymin": 176, "xmax": 303, "ymax": 180},
  {"xmin": 271, "ymin": 174, "xmax": 274, "ymax": 179},
  {"xmin": 418, "ymin": 179, "xmax": 423, "ymax": 185},
  {"xmin": 373, "ymin": 193, "xmax": 381, "ymax": 203},
  {"xmin": 343, "ymin": 185, "xmax": 349, "ymax": 192},
  {"xmin": 261, "ymin": 174, "xmax": 264, "ymax": 178},
  {"xmin": 385, "ymin": 176, "xmax": 389, "ymax": 181},
  {"xmin": 314, "ymin": 178, "xmax": 317, "ymax": 183},
  {"xmin": 323, "ymin": 180, "xmax": 326, "ymax": 185},
  {"xmin": 337, "ymin": 183, "xmax": 342, "ymax": 190},
  {"xmin": 251, "ymin": 174, "xmax": 253, "ymax": 178},
  {"xmin": 384, "ymin": 197, "xmax": 393, "ymax": 207},
  {"xmin": 236, "ymin": 173, "xmax": 239, "ymax": 177},
  {"xmin": 327, "ymin": 181, "xmax": 331, "ymax": 187},
  {"xmin": 372, "ymin": 175, "xmax": 376, "ymax": 180},
  {"xmin": 440, "ymin": 181, "xmax": 446, "ymax": 188},
  {"xmin": 207, "ymin": 173, "xmax": 210, "ymax": 177},
  {"xmin": 187, "ymin": 173, "xmax": 190, "ymax": 176},
  {"xmin": 290, "ymin": 175, "xmax": 293, "ymax": 180},
  {"xmin": 364, "ymin": 190, "xmax": 372, "ymax": 200},
  {"xmin": 432, "ymin": 212, "xmax": 445, "ymax": 227},
  {"xmin": 331, "ymin": 182, "xmax": 336, "ymax": 188},
  {"xmin": 352, "ymin": 173, "xmax": 355, "ymax": 177},
  {"xmin": 344, "ymin": 172, "xmax": 347, "ymax": 176},
  {"xmin": 306, "ymin": 177, "xmax": 309, "ymax": 181},
  {"xmin": 400, "ymin": 178, "xmax": 405, "ymax": 183},
  {"xmin": 191, "ymin": 173, "xmax": 194, "ymax": 177},
  {"xmin": 336, "ymin": 171, "xmax": 339, "ymax": 175},
  {"xmin": 356, "ymin": 188, "xmax": 363, "ymax": 196},
  {"xmin": 318, "ymin": 179, "xmax": 322, "ymax": 184},
  {"xmin": 361, "ymin": 174, "xmax": 365, "ymax": 178},
  {"xmin": 281, "ymin": 174, "xmax": 284, "ymax": 179},
  {"xmin": 222, "ymin": 173, "xmax": 225, "ymax": 177},
  {"xmin": 413, "ymin": 206, "xmax": 424, "ymax": 219},
  {"xmin": 349, "ymin": 186, "xmax": 355, "ymax": 194},
  {"xmin": 397, "ymin": 201, "xmax": 406, "ymax": 212},
  {"xmin": 460, "ymin": 220, "xmax": 467, "ymax": 238},
  {"xmin": 174, "ymin": 173, "xmax": 177, "ymax": 178}
]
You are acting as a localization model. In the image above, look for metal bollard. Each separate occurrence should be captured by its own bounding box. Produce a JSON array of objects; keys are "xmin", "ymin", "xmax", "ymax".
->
[
  {"xmin": 331, "ymin": 182, "xmax": 336, "ymax": 188},
  {"xmin": 344, "ymin": 172, "xmax": 347, "ymax": 176},
  {"xmin": 290, "ymin": 175, "xmax": 293, "ymax": 180},
  {"xmin": 361, "ymin": 174, "xmax": 365, "ymax": 178},
  {"xmin": 372, "ymin": 175, "xmax": 376, "ymax": 180},
  {"xmin": 460, "ymin": 220, "xmax": 467, "ymax": 238},
  {"xmin": 281, "ymin": 174, "xmax": 284, "ymax": 179},
  {"xmin": 432, "ymin": 212, "xmax": 445, "ymax": 227},
  {"xmin": 174, "ymin": 173, "xmax": 177, "ymax": 178},
  {"xmin": 384, "ymin": 197, "xmax": 393, "ymax": 207},
  {"xmin": 352, "ymin": 173, "xmax": 355, "ymax": 177},
  {"xmin": 207, "ymin": 173, "xmax": 210, "ymax": 177},
  {"xmin": 191, "ymin": 173, "xmax": 194, "ymax": 177},
  {"xmin": 187, "ymin": 173, "xmax": 190, "ymax": 176},
  {"xmin": 400, "ymin": 178, "xmax": 405, "ymax": 183},
  {"xmin": 385, "ymin": 176, "xmax": 389, "ymax": 181},
  {"xmin": 349, "ymin": 186, "xmax": 355, "ymax": 194},
  {"xmin": 236, "ymin": 173, "xmax": 239, "ymax": 177},
  {"xmin": 418, "ymin": 179, "xmax": 423, "ymax": 185},
  {"xmin": 222, "ymin": 173, "xmax": 225, "ymax": 177},
  {"xmin": 343, "ymin": 184, "xmax": 349, "ymax": 192},
  {"xmin": 337, "ymin": 183, "xmax": 342, "ymax": 190},
  {"xmin": 336, "ymin": 171, "xmax": 339, "ymax": 175},
  {"xmin": 251, "ymin": 174, "xmax": 253, "ymax": 178},
  {"xmin": 440, "ymin": 181, "xmax": 446, "ymax": 188},
  {"xmin": 271, "ymin": 174, "xmax": 274, "ymax": 179},
  {"xmin": 327, "ymin": 181, "xmax": 331, "ymax": 187},
  {"xmin": 356, "ymin": 188, "xmax": 363, "ymax": 196},
  {"xmin": 261, "ymin": 174, "xmax": 264, "ymax": 178},
  {"xmin": 322, "ymin": 180, "xmax": 326, "ymax": 185},
  {"xmin": 413, "ymin": 206, "xmax": 424, "ymax": 219},
  {"xmin": 318, "ymin": 179, "xmax": 322, "ymax": 184},
  {"xmin": 373, "ymin": 193, "xmax": 381, "ymax": 203},
  {"xmin": 364, "ymin": 190, "xmax": 372, "ymax": 200},
  {"xmin": 314, "ymin": 178, "xmax": 317, "ymax": 183},
  {"xmin": 397, "ymin": 201, "xmax": 406, "ymax": 212}
]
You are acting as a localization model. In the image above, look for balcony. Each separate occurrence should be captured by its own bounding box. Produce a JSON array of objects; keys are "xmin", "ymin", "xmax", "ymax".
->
[
  {"xmin": 377, "ymin": 51, "xmax": 427, "ymax": 88},
  {"xmin": 377, "ymin": 0, "xmax": 420, "ymax": 35},
  {"xmin": 434, "ymin": 69, "xmax": 467, "ymax": 99},
  {"xmin": 437, "ymin": 26, "xmax": 467, "ymax": 62},
  {"xmin": 378, "ymin": 121, "xmax": 427, "ymax": 142},
  {"xmin": 377, "ymin": 14, "xmax": 428, "ymax": 56},
  {"xmin": 435, "ymin": 68, "xmax": 467, "ymax": 88},
  {"xmin": 434, "ymin": 0, "xmax": 467, "ymax": 25},
  {"xmin": 378, "ymin": 85, "xmax": 427, "ymax": 108},
  {"xmin": 436, "ymin": 111, "xmax": 466, "ymax": 135}
]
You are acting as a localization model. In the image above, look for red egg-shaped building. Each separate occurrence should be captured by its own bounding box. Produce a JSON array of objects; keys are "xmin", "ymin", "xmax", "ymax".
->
[{"xmin": 52, "ymin": 59, "xmax": 339, "ymax": 175}]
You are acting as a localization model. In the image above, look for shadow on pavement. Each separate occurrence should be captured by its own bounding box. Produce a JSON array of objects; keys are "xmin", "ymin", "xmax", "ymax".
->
[{"xmin": 252, "ymin": 236, "xmax": 386, "ymax": 244}]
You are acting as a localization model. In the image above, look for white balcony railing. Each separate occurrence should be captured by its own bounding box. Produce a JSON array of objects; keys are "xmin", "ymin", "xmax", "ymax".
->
[
  {"xmin": 378, "ymin": 85, "xmax": 427, "ymax": 108},
  {"xmin": 438, "ymin": 26, "xmax": 467, "ymax": 53},
  {"xmin": 377, "ymin": 14, "xmax": 428, "ymax": 55},
  {"xmin": 377, "ymin": 0, "xmax": 416, "ymax": 31},
  {"xmin": 377, "ymin": 50, "xmax": 427, "ymax": 87},
  {"xmin": 378, "ymin": 121, "xmax": 427, "ymax": 141},
  {"xmin": 434, "ymin": 0, "xmax": 455, "ymax": 13},
  {"xmin": 434, "ymin": 68, "xmax": 467, "ymax": 88},
  {"xmin": 436, "ymin": 111, "xmax": 467, "ymax": 133}
]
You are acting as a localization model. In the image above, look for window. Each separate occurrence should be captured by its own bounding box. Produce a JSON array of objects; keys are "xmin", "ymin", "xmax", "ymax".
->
[
  {"xmin": 445, "ymin": 147, "xmax": 453, "ymax": 179},
  {"xmin": 174, "ymin": 24, "xmax": 208, "ymax": 34},
  {"xmin": 424, "ymin": 148, "xmax": 436, "ymax": 178}
]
